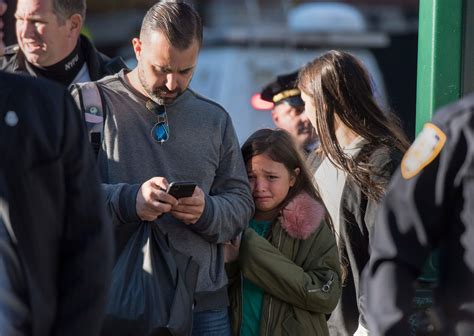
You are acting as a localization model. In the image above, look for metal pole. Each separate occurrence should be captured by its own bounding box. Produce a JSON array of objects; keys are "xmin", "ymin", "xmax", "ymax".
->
[
  {"xmin": 415, "ymin": 0, "xmax": 463, "ymax": 133},
  {"xmin": 413, "ymin": 2, "xmax": 464, "ymax": 328}
]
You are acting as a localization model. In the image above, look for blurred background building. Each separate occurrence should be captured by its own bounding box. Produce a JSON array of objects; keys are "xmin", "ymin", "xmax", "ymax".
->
[{"xmin": 3, "ymin": 0, "xmax": 419, "ymax": 142}]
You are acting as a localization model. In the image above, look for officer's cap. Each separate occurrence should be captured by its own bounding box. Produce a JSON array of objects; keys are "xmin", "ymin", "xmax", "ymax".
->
[{"xmin": 260, "ymin": 70, "xmax": 304, "ymax": 107}]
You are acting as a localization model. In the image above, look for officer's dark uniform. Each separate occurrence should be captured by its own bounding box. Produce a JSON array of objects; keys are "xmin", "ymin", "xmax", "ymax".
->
[
  {"xmin": 0, "ymin": 34, "xmax": 125, "ymax": 84},
  {"xmin": 364, "ymin": 93, "xmax": 474, "ymax": 335},
  {"xmin": 0, "ymin": 71, "xmax": 113, "ymax": 336}
]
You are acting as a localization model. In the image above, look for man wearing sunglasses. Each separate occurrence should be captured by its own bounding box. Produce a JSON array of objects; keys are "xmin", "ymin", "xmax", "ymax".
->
[
  {"xmin": 0, "ymin": 1, "xmax": 113, "ymax": 334},
  {"xmin": 71, "ymin": 2, "xmax": 254, "ymax": 335}
]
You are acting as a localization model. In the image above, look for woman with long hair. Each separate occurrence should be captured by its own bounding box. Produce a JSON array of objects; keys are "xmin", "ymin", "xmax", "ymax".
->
[{"xmin": 298, "ymin": 50, "xmax": 410, "ymax": 336}]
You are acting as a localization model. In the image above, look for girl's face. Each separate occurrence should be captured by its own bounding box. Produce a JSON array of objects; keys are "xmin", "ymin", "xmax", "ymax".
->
[
  {"xmin": 301, "ymin": 91, "xmax": 317, "ymax": 129},
  {"xmin": 246, "ymin": 154, "xmax": 297, "ymax": 220}
]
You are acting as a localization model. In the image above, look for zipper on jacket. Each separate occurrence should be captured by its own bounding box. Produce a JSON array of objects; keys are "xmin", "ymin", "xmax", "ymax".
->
[
  {"xmin": 265, "ymin": 228, "xmax": 283, "ymax": 336},
  {"xmin": 307, "ymin": 273, "xmax": 335, "ymax": 293}
]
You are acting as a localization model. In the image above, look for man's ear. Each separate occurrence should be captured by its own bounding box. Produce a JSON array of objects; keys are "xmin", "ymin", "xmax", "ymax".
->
[
  {"xmin": 68, "ymin": 13, "xmax": 83, "ymax": 38},
  {"xmin": 132, "ymin": 38, "xmax": 142, "ymax": 60},
  {"xmin": 271, "ymin": 110, "xmax": 280, "ymax": 125}
]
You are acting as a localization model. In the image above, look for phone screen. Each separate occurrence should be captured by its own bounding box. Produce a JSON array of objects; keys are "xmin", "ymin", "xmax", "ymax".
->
[{"xmin": 166, "ymin": 182, "xmax": 196, "ymax": 199}]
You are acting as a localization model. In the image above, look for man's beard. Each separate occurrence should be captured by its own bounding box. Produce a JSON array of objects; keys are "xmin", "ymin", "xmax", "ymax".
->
[{"xmin": 138, "ymin": 66, "xmax": 181, "ymax": 105}]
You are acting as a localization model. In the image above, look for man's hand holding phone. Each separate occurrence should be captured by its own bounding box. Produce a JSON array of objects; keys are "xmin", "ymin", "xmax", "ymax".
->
[
  {"xmin": 169, "ymin": 183, "xmax": 205, "ymax": 225},
  {"xmin": 166, "ymin": 181, "xmax": 197, "ymax": 199},
  {"xmin": 136, "ymin": 178, "xmax": 204, "ymax": 224},
  {"xmin": 136, "ymin": 177, "xmax": 178, "ymax": 221}
]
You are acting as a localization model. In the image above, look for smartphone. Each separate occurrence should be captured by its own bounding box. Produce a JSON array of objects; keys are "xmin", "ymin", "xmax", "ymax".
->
[{"xmin": 166, "ymin": 181, "xmax": 197, "ymax": 199}]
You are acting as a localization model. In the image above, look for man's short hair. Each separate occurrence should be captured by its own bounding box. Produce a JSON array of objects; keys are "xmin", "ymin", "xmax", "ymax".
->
[
  {"xmin": 52, "ymin": 0, "xmax": 86, "ymax": 23},
  {"xmin": 140, "ymin": 1, "xmax": 203, "ymax": 49}
]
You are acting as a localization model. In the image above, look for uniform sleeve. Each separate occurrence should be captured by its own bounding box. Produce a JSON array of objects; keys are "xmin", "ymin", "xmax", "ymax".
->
[
  {"xmin": 190, "ymin": 116, "xmax": 254, "ymax": 243},
  {"xmin": 239, "ymin": 225, "xmax": 341, "ymax": 314},
  {"xmin": 364, "ymin": 122, "xmax": 463, "ymax": 335},
  {"xmin": 52, "ymin": 90, "xmax": 114, "ymax": 336}
]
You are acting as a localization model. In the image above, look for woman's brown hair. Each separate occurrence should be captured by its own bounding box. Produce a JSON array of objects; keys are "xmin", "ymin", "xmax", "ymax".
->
[{"xmin": 298, "ymin": 50, "xmax": 410, "ymax": 201}]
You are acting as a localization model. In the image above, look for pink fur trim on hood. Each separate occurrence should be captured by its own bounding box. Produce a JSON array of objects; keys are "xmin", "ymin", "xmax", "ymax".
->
[{"xmin": 280, "ymin": 192, "xmax": 325, "ymax": 240}]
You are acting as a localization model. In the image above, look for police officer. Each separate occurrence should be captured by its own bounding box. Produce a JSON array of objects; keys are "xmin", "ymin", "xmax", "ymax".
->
[
  {"xmin": 0, "ymin": 0, "xmax": 125, "ymax": 86},
  {"xmin": 1, "ymin": 1, "xmax": 113, "ymax": 334},
  {"xmin": 260, "ymin": 70, "xmax": 318, "ymax": 154},
  {"xmin": 364, "ymin": 94, "xmax": 474, "ymax": 335}
]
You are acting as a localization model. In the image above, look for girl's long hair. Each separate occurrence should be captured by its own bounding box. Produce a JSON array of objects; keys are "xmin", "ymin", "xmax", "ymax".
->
[
  {"xmin": 298, "ymin": 50, "xmax": 410, "ymax": 201},
  {"xmin": 241, "ymin": 128, "xmax": 334, "ymax": 232},
  {"xmin": 242, "ymin": 128, "xmax": 346, "ymax": 281}
]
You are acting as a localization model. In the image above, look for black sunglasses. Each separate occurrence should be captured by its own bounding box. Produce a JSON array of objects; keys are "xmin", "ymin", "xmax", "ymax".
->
[{"xmin": 146, "ymin": 100, "xmax": 169, "ymax": 143}]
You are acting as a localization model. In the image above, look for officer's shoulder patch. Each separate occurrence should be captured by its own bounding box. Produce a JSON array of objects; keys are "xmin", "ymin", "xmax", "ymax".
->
[{"xmin": 401, "ymin": 123, "xmax": 446, "ymax": 179}]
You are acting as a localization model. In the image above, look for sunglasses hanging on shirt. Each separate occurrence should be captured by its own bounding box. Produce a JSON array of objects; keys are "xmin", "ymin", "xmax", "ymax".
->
[{"xmin": 146, "ymin": 100, "xmax": 169, "ymax": 144}]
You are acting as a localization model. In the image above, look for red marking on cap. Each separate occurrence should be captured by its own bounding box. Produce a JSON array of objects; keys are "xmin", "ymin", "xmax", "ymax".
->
[{"xmin": 251, "ymin": 93, "xmax": 274, "ymax": 110}]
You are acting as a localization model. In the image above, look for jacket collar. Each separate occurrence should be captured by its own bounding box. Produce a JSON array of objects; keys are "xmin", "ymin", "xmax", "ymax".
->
[
  {"xmin": 79, "ymin": 34, "xmax": 104, "ymax": 81},
  {"xmin": 7, "ymin": 46, "xmax": 28, "ymax": 75},
  {"xmin": 279, "ymin": 192, "xmax": 325, "ymax": 240},
  {"xmin": 7, "ymin": 35, "xmax": 103, "ymax": 80}
]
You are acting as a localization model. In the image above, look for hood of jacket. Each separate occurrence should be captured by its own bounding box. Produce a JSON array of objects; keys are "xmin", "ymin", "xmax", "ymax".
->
[{"xmin": 279, "ymin": 192, "xmax": 325, "ymax": 240}]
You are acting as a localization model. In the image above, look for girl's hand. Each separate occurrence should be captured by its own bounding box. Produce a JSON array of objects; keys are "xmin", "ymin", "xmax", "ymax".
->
[{"xmin": 224, "ymin": 236, "xmax": 241, "ymax": 263}]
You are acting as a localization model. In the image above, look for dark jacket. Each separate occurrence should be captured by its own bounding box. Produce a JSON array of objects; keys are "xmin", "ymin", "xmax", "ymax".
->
[
  {"xmin": 228, "ymin": 192, "xmax": 341, "ymax": 336},
  {"xmin": 0, "ymin": 35, "xmax": 126, "ymax": 84},
  {"xmin": 307, "ymin": 144, "xmax": 402, "ymax": 336},
  {"xmin": 365, "ymin": 94, "xmax": 474, "ymax": 336},
  {"xmin": 0, "ymin": 71, "xmax": 113, "ymax": 336}
]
